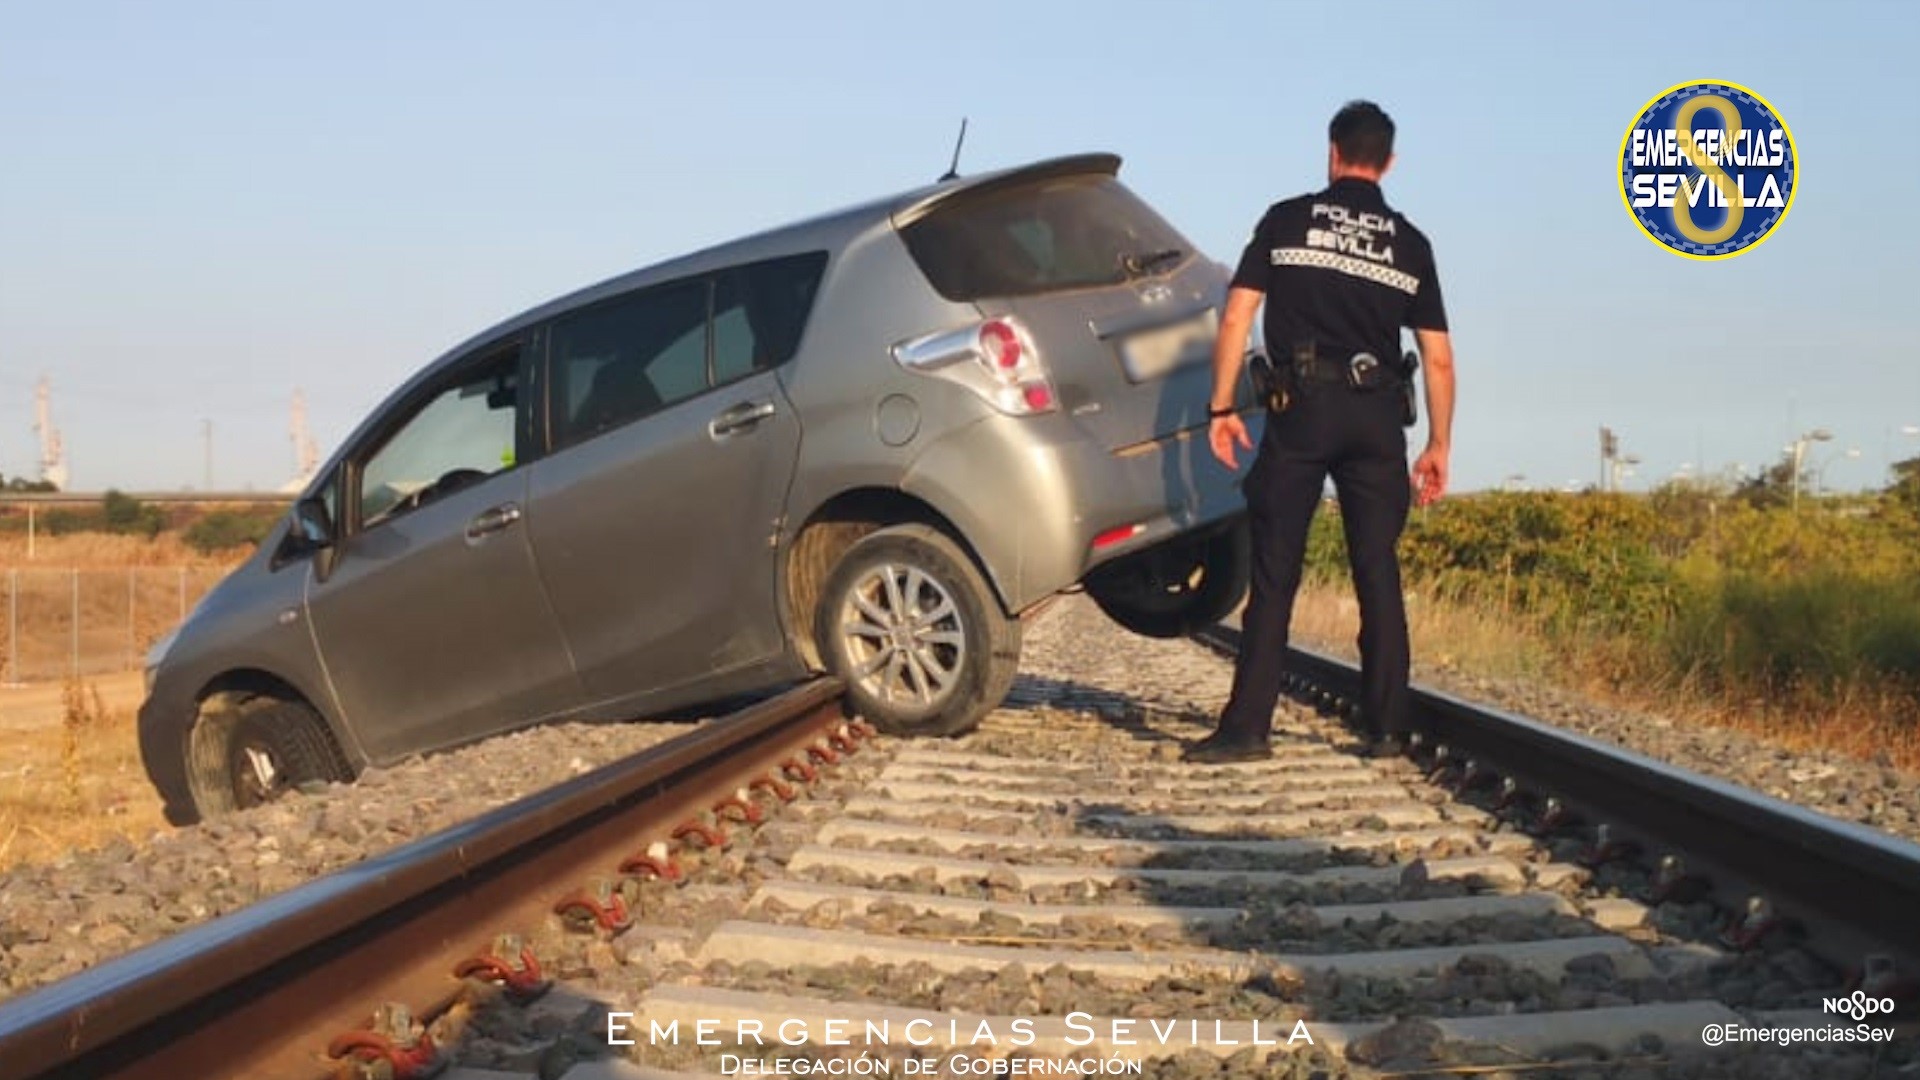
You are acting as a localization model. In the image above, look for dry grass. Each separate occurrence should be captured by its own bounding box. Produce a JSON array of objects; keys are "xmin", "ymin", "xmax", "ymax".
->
[
  {"xmin": 1289, "ymin": 583, "xmax": 1557, "ymax": 683},
  {"xmin": 0, "ymin": 544, "xmax": 242, "ymax": 682},
  {"xmin": 1290, "ymin": 579, "xmax": 1920, "ymax": 772},
  {"xmin": 0, "ymin": 678, "xmax": 167, "ymax": 871},
  {"xmin": 0, "ymin": 531, "xmax": 236, "ymax": 568}
]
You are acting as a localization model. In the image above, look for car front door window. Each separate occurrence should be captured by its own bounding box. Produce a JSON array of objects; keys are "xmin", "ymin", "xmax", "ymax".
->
[{"xmin": 360, "ymin": 357, "xmax": 519, "ymax": 528}]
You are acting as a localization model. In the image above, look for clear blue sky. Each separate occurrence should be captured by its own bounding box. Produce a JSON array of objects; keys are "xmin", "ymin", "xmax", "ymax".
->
[{"xmin": 3, "ymin": 1, "xmax": 1917, "ymax": 494}]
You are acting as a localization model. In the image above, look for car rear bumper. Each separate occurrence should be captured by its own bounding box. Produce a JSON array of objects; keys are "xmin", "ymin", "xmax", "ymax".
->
[{"xmin": 899, "ymin": 409, "xmax": 1258, "ymax": 612}]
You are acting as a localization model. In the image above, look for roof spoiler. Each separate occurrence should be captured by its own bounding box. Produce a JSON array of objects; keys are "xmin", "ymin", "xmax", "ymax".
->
[{"xmin": 892, "ymin": 153, "xmax": 1122, "ymax": 229}]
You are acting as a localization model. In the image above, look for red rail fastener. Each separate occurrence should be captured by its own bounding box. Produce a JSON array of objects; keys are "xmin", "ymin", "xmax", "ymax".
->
[
  {"xmin": 753, "ymin": 774, "xmax": 798, "ymax": 802},
  {"xmin": 554, "ymin": 881, "xmax": 632, "ymax": 934},
  {"xmin": 1493, "ymin": 776, "xmax": 1524, "ymax": 813},
  {"xmin": 620, "ymin": 845, "xmax": 683, "ymax": 881},
  {"xmin": 808, "ymin": 742, "xmax": 840, "ymax": 767},
  {"xmin": 1530, "ymin": 797, "xmax": 1572, "ymax": 835},
  {"xmin": 1721, "ymin": 896, "xmax": 1781, "ymax": 951},
  {"xmin": 828, "ymin": 729, "xmax": 857, "ymax": 754},
  {"xmin": 851, "ymin": 719, "xmax": 879, "ymax": 739},
  {"xmin": 714, "ymin": 788, "xmax": 765, "ymax": 825},
  {"xmin": 453, "ymin": 934, "xmax": 551, "ymax": 1002},
  {"xmin": 1576, "ymin": 824, "xmax": 1638, "ymax": 870},
  {"xmin": 328, "ymin": 1003, "xmax": 444, "ymax": 1080},
  {"xmin": 782, "ymin": 756, "xmax": 818, "ymax": 784},
  {"xmin": 1649, "ymin": 854, "xmax": 1710, "ymax": 905},
  {"xmin": 1457, "ymin": 758, "xmax": 1496, "ymax": 792},
  {"xmin": 673, "ymin": 817, "xmax": 729, "ymax": 850}
]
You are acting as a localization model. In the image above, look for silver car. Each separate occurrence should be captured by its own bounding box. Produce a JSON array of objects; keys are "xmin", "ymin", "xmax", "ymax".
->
[{"xmin": 139, "ymin": 153, "xmax": 1253, "ymax": 822}]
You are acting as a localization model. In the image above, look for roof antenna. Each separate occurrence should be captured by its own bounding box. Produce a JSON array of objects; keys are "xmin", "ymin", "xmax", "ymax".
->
[{"xmin": 938, "ymin": 117, "xmax": 969, "ymax": 182}]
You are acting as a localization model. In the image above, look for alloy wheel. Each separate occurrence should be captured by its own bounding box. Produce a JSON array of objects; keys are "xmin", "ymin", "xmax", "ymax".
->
[{"xmin": 838, "ymin": 562, "xmax": 967, "ymax": 709}]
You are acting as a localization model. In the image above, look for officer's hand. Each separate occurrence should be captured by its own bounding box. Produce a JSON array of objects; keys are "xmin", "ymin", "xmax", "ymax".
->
[
  {"xmin": 1209, "ymin": 413, "xmax": 1253, "ymax": 470},
  {"xmin": 1411, "ymin": 444, "xmax": 1450, "ymax": 507}
]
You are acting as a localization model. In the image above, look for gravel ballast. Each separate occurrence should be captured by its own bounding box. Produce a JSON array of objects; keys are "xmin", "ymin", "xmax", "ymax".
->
[
  {"xmin": 4, "ymin": 594, "xmax": 1913, "ymax": 1080},
  {"xmin": 0, "ymin": 718, "xmax": 700, "ymax": 999}
]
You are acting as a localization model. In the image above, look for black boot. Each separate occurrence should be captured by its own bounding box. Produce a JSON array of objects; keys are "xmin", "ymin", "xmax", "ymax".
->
[{"xmin": 1181, "ymin": 728, "xmax": 1271, "ymax": 764}]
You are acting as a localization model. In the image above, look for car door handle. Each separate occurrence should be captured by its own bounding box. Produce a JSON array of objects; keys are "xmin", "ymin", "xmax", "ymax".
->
[
  {"xmin": 709, "ymin": 399, "xmax": 777, "ymax": 439},
  {"xmin": 465, "ymin": 502, "xmax": 523, "ymax": 540}
]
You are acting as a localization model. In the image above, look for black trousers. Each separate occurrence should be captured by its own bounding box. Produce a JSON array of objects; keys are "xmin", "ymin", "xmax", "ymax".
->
[{"xmin": 1218, "ymin": 384, "xmax": 1413, "ymax": 740}]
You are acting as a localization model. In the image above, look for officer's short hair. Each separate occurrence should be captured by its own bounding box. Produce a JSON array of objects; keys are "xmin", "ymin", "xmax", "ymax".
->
[{"xmin": 1329, "ymin": 101, "xmax": 1395, "ymax": 169}]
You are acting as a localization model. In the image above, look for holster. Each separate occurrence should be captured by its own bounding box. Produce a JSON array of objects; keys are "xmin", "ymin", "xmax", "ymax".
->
[
  {"xmin": 1398, "ymin": 349, "xmax": 1420, "ymax": 427},
  {"xmin": 1247, "ymin": 350, "xmax": 1296, "ymax": 413}
]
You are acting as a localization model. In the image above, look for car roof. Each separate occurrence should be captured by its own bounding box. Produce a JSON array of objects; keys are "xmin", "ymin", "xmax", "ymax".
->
[
  {"xmin": 307, "ymin": 153, "xmax": 1124, "ymax": 492},
  {"xmin": 436, "ymin": 152, "xmax": 1124, "ymax": 361}
]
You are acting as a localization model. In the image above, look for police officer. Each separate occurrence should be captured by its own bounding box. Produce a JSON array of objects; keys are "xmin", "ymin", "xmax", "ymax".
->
[{"xmin": 1184, "ymin": 100, "xmax": 1455, "ymax": 764}]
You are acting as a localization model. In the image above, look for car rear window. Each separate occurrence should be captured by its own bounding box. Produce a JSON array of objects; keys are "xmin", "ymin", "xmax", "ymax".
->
[{"xmin": 900, "ymin": 175, "xmax": 1188, "ymax": 301}]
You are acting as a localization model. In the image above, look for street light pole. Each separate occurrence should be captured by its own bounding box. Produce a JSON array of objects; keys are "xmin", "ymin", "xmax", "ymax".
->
[{"xmin": 1790, "ymin": 428, "xmax": 1833, "ymax": 510}]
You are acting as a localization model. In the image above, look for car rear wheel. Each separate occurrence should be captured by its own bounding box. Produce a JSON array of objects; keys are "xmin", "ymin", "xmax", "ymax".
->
[
  {"xmin": 1085, "ymin": 519, "xmax": 1251, "ymax": 638},
  {"xmin": 189, "ymin": 698, "xmax": 352, "ymax": 815},
  {"xmin": 817, "ymin": 524, "xmax": 1020, "ymax": 737}
]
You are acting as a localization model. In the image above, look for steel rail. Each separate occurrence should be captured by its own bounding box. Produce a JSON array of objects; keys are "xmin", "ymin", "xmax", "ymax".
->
[
  {"xmin": 1194, "ymin": 626, "xmax": 1920, "ymax": 975},
  {"xmin": 0, "ymin": 676, "xmax": 846, "ymax": 1080}
]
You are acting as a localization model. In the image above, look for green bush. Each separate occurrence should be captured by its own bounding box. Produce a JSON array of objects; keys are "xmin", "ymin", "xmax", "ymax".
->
[
  {"xmin": 1663, "ymin": 570, "xmax": 1920, "ymax": 696},
  {"xmin": 45, "ymin": 509, "xmax": 100, "ymax": 535},
  {"xmin": 1300, "ymin": 483, "xmax": 1920, "ymax": 716},
  {"xmin": 183, "ymin": 509, "xmax": 282, "ymax": 555},
  {"xmin": 1307, "ymin": 492, "xmax": 1677, "ymax": 632},
  {"xmin": 101, "ymin": 490, "xmax": 166, "ymax": 539}
]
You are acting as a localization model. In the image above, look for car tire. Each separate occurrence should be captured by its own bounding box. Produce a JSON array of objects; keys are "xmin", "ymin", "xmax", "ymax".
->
[
  {"xmin": 197, "ymin": 699, "xmax": 353, "ymax": 813},
  {"xmin": 817, "ymin": 524, "xmax": 1020, "ymax": 737},
  {"xmin": 1085, "ymin": 518, "xmax": 1251, "ymax": 639}
]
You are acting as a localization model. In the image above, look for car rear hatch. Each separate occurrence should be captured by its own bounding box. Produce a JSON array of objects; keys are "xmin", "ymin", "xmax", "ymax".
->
[{"xmin": 895, "ymin": 160, "xmax": 1226, "ymax": 452}]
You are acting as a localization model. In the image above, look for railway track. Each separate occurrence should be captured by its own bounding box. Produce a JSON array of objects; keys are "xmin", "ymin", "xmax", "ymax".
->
[{"xmin": 1, "ymin": 601, "xmax": 1916, "ymax": 1079}]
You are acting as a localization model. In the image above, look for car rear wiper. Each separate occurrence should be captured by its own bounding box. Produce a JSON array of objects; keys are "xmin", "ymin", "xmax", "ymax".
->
[{"xmin": 1121, "ymin": 248, "xmax": 1185, "ymax": 278}]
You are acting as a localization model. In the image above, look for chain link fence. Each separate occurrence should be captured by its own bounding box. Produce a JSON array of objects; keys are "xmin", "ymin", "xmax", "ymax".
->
[{"xmin": 0, "ymin": 567, "xmax": 231, "ymax": 684}]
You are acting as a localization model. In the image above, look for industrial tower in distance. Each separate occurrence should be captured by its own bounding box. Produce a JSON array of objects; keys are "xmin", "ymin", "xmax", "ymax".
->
[
  {"xmin": 283, "ymin": 389, "xmax": 320, "ymax": 494},
  {"xmin": 34, "ymin": 376, "xmax": 68, "ymax": 490}
]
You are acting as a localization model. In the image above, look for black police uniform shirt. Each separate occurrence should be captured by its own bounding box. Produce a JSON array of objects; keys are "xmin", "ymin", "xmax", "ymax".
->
[{"xmin": 1230, "ymin": 177, "xmax": 1447, "ymax": 364}]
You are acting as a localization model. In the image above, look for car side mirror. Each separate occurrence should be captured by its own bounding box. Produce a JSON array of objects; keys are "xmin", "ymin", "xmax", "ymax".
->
[{"xmin": 293, "ymin": 497, "xmax": 336, "ymax": 548}]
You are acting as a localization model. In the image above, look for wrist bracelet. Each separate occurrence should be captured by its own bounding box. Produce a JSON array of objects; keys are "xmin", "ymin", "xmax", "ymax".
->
[{"xmin": 1208, "ymin": 406, "xmax": 1235, "ymax": 419}]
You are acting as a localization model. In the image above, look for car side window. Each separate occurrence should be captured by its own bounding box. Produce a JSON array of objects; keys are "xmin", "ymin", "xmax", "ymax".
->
[
  {"xmin": 358, "ymin": 348, "xmax": 521, "ymax": 528},
  {"xmin": 711, "ymin": 300, "xmax": 756, "ymax": 387},
  {"xmin": 552, "ymin": 279, "xmax": 710, "ymax": 446},
  {"xmin": 712, "ymin": 252, "xmax": 829, "ymax": 385}
]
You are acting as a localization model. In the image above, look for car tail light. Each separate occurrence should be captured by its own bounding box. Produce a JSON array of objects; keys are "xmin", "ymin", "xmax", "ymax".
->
[
  {"xmin": 892, "ymin": 316, "xmax": 1058, "ymax": 416},
  {"xmin": 979, "ymin": 320, "xmax": 1021, "ymax": 369}
]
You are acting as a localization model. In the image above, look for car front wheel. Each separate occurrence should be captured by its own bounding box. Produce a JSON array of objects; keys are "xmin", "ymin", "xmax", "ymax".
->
[
  {"xmin": 817, "ymin": 524, "xmax": 1020, "ymax": 737},
  {"xmin": 188, "ymin": 698, "xmax": 354, "ymax": 816}
]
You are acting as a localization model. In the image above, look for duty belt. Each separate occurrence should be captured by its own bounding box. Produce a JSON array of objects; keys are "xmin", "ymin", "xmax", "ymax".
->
[
  {"xmin": 1251, "ymin": 342, "xmax": 1418, "ymax": 426},
  {"xmin": 1289, "ymin": 342, "xmax": 1401, "ymax": 389}
]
